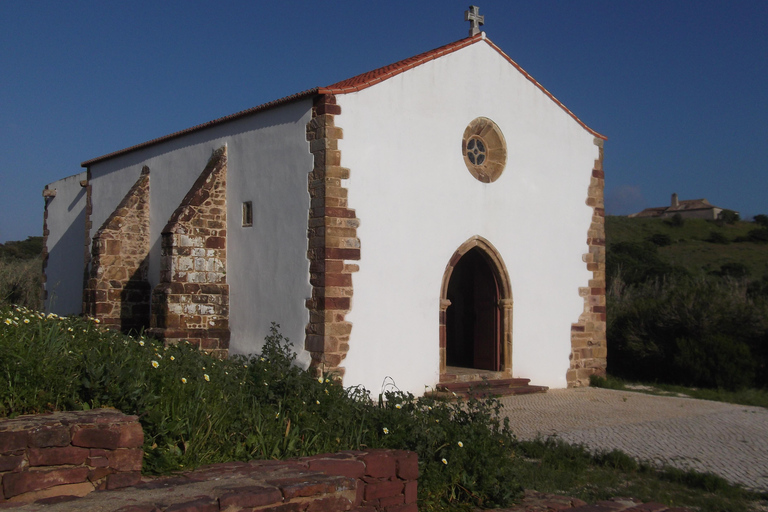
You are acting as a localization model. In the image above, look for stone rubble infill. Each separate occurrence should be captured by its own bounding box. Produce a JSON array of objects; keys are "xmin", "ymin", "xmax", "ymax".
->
[{"xmin": 499, "ymin": 387, "xmax": 768, "ymax": 492}]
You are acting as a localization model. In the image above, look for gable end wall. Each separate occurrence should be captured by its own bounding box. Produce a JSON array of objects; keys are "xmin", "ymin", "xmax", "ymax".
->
[{"xmin": 568, "ymin": 139, "xmax": 607, "ymax": 386}]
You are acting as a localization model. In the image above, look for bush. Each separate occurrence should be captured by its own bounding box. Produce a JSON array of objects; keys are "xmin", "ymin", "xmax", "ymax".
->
[
  {"xmin": 0, "ymin": 312, "xmax": 522, "ymax": 510},
  {"xmin": 0, "ymin": 257, "xmax": 42, "ymax": 310},
  {"xmin": 607, "ymin": 276, "xmax": 768, "ymax": 390},
  {"xmin": 705, "ymin": 231, "xmax": 730, "ymax": 244},
  {"xmin": 709, "ymin": 262, "xmax": 749, "ymax": 278},
  {"xmin": 606, "ymin": 242, "xmax": 687, "ymax": 287},
  {"xmin": 0, "ymin": 237, "xmax": 43, "ymax": 260},
  {"xmin": 754, "ymin": 214, "xmax": 768, "ymax": 228},
  {"xmin": 747, "ymin": 228, "xmax": 768, "ymax": 243},
  {"xmin": 718, "ymin": 210, "xmax": 740, "ymax": 225},
  {"xmin": 667, "ymin": 213, "xmax": 685, "ymax": 227},
  {"xmin": 646, "ymin": 233, "xmax": 671, "ymax": 247}
]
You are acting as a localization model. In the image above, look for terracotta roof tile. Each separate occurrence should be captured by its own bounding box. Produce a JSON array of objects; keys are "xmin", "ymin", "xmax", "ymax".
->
[{"xmin": 82, "ymin": 33, "xmax": 605, "ymax": 167}]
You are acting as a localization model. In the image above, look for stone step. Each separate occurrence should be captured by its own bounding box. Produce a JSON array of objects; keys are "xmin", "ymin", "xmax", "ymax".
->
[{"xmin": 435, "ymin": 379, "xmax": 548, "ymax": 398}]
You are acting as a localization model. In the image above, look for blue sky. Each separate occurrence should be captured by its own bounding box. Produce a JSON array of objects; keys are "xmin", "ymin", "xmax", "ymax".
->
[{"xmin": 1, "ymin": 0, "xmax": 767, "ymax": 243}]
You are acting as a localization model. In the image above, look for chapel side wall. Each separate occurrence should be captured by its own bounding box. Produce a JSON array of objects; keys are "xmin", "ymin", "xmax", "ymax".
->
[
  {"xmin": 85, "ymin": 100, "xmax": 314, "ymax": 361},
  {"xmin": 42, "ymin": 172, "xmax": 87, "ymax": 315},
  {"xmin": 337, "ymin": 41, "xmax": 600, "ymax": 394}
]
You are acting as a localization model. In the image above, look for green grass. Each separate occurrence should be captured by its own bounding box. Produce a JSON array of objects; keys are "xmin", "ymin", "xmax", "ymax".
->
[
  {"xmin": 591, "ymin": 375, "xmax": 768, "ymax": 409},
  {"xmin": 512, "ymin": 438, "xmax": 763, "ymax": 512},
  {"xmin": 606, "ymin": 216, "xmax": 768, "ymax": 279},
  {"xmin": 3, "ymin": 306, "xmax": 766, "ymax": 511}
]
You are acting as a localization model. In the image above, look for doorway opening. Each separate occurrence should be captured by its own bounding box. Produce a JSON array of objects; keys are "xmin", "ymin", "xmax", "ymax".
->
[{"xmin": 439, "ymin": 236, "xmax": 512, "ymax": 380}]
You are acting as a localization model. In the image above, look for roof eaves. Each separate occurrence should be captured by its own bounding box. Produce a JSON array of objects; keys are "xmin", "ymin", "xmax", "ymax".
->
[
  {"xmin": 482, "ymin": 38, "xmax": 607, "ymax": 141},
  {"xmin": 320, "ymin": 33, "xmax": 483, "ymax": 95},
  {"xmin": 81, "ymin": 88, "xmax": 322, "ymax": 167}
]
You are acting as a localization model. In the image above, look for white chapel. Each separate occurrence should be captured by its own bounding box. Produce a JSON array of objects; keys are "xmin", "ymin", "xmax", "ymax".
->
[{"xmin": 43, "ymin": 11, "xmax": 607, "ymax": 395}]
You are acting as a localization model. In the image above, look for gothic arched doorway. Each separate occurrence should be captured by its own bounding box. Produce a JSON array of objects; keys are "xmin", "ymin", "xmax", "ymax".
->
[{"xmin": 439, "ymin": 236, "xmax": 513, "ymax": 379}]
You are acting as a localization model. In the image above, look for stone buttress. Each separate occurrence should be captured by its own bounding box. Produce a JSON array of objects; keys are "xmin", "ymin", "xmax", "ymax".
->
[
  {"xmin": 567, "ymin": 139, "xmax": 607, "ymax": 387},
  {"xmin": 82, "ymin": 167, "xmax": 151, "ymax": 333},
  {"xmin": 304, "ymin": 95, "xmax": 360, "ymax": 380},
  {"xmin": 148, "ymin": 147, "xmax": 230, "ymax": 357}
]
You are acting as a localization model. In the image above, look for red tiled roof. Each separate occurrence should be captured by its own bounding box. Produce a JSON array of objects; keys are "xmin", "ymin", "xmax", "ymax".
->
[{"xmin": 82, "ymin": 33, "xmax": 605, "ymax": 167}]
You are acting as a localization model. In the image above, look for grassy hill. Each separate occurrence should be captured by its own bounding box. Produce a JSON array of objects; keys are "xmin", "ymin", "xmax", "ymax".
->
[{"xmin": 606, "ymin": 216, "xmax": 768, "ymax": 280}]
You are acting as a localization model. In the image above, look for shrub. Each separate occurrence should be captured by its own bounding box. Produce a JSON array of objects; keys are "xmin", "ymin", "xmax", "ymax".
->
[
  {"xmin": 754, "ymin": 214, "xmax": 768, "ymax": 228},
  {"xmin": 646, "ymin": 233, "xmax": 671, "ymax": 247},
  {"xmin": 0, "ymin": 312, "xmax": 522, "ymax": 510},
  {"xmin": 607, "ymin": 276, "xmax": 768, "ymax": 390},
  {"xmin": 705, "ymin": 231, "xmax": 730, "ymax": 244},
  {"xmin": 667, "ymin": 213, "xmax": 685, "ymax": 227},
  {"xmin": 709, "ymin": 262, "xmax": 749, "ymax": 278},
  {"xmin": 606, "ymin": 242, "xmax": 687, "ymax": 287},
  {"xmin": 718, "ymin": 210, "xmax": 740, "ymax": 225},
  {"xmin": 747, "ymin": 228, "xmax": 768, "ymax": 243},
  {"xmin": 0, "ymin": 257, "xmax": 42, "ymax": 310}
]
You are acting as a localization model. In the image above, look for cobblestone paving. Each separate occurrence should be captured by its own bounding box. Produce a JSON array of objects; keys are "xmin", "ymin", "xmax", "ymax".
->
[{"xmin": 499, "ymin": 387, "xmax": 768, "ymax": 492}]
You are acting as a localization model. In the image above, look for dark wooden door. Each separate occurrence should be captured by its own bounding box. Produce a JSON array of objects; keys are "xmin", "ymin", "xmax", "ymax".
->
[
  {"xmin": 446, "ymin": 248, "xmax": 501, "ymax": 370},
  {"xmin": 472, "ymin": 254, "xmax": 500, "ymax": 370}
]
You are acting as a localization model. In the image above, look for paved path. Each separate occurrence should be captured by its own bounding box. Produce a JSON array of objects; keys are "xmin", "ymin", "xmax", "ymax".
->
[{"xmin": 499, "ymin": 387, "xmax": 768, "ymax": 492}]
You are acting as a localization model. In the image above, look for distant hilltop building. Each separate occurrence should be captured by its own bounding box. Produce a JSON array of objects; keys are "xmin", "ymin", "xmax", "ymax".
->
[{"xmin": 629, "ymin": 193, "xmax": 737, "ymax": 220}]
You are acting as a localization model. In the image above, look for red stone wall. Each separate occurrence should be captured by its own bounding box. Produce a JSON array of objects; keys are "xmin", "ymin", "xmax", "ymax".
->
[
  {"xmin": 149, "ymin": 147, "xmax": 229, "ymax": 357},
  {"xmin": 305, "ymin": 95, "xmax": 360, "ymax": 380},
  {"xmin": 83, "ymin": 167, "xmax": 151, "ymax": 333},
  {"xmin": 0, "ymin": 407, "xmax": 417, "ymax": 512},
  {"xmin": 0, "ymin": 410, "xmax": 143, "ymax": 504},
  {"xmin": 567, "ymin": 139, "xmax": 607, "ymax": 387}
]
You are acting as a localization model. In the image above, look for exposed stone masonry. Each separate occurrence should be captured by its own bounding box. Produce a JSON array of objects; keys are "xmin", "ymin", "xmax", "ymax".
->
[
  {"xmin": 83, "ymin": 167, "xmax": 151, "ymax": 333},
  {"xmin": 568, "ymin": 139, "xmax": 607, "ymax": 387},
  {"xmin": 0, "ymin": 410, "xmax": 143, "ymax": 504},
  {"xmin": 149, "ymin": 147, "xmax": 229, "ymax": 357},
  {"xmin": 41, "ymin": 187, "xmax": 55, "ymax": 304},
  {"xmin": 305, "ymin": 95, "xmax": 360, "ymax": 380}
]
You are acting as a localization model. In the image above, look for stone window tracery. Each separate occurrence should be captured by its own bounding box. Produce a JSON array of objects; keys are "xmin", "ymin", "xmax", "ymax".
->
[{"xmin": 462, "ymin": 117, "xmax": 507, "ymax": 183}]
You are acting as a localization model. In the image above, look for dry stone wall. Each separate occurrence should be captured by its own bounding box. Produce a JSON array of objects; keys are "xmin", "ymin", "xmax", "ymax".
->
[
  {"xmin": 149, "ymin": 147, "xmax": 229, "ymax": 357},
  {"xmin": 82, "ymin": 167, "xmax": 151, "ymax": 333},
  {"xmin": 0, "ymin": 410, "xmax": 143, "ymax": 504},
  {"xmin": 305, "ymin": 95, "xmax": 360, "ymax": 380},
  {"xmin": 568, "ymin": 139, "xmax": 607, "ymax": 387},
  {"xmin": 0, "ymin": 409, "xmax": 417, "ymax": 512}
]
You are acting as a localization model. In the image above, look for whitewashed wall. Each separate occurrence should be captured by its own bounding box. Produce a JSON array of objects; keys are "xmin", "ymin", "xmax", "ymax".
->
[
  {"xmin": 82, "ymin": 100, "xmax": 314, "ymax": 362},
  {"xmin": 339, "ymin": 39, "xmax": 600, "ymax": 394},
  {"xmin": 44, "ymin": 172, "xmax": 87, "ymax": 315}
]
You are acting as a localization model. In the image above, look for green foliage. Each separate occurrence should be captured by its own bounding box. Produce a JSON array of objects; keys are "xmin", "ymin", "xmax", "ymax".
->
[
  {"xmin": 754, "ymin": 214, "xmax": 768, "ymax": 227},
  {"xmin": 0, "ymin": 237, "xmax": 43, "ymax": 260},
  {"xmin": 668, "ymin": 213, "xmax": 685, "ymax": 227},
  {"xmin": 606, "ymin": 241, "xmax": 687, "ymax": 287},
  {"xmin": 607, "ymin": 277, "xmax": 768, "ymax": 390},
  {"xmin": 0, "ymin": 313, "xmax": 522, "ymax": 510},
  {"xmin": 0, "ymin": 257, "xmax": 42, "ymax": 310},
  {"xmin": 512, "ymin": 438, "xmax": 759, "ymax": 512},
  {"xmin": 709, "ymin": 262, "xmax": 749, "ymax": 278},
  {"xmin": 718, "ymin": 210, "xmax": 740, "ymax": 225},
  {"xmin": 646, "ymin": 233, "xmax": 671, "ymax": 247},
  {"xmin": 747, "ymin": 228, "xmax": 768, "ymax": 243},
  {"xmin": 705, "ymin": 230, "xmax": 730, "ymax": 244}
]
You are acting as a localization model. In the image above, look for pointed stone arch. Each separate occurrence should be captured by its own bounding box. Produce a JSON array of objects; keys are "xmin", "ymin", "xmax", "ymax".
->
[{"xmin": 439, "ymin": 236, "xmax": 513, "ymax": 380}]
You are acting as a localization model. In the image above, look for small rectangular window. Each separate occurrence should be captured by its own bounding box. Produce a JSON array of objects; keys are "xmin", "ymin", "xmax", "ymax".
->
[{"xmin": 242, "ymin": 201, "xmax": 253, "ymax": 227}]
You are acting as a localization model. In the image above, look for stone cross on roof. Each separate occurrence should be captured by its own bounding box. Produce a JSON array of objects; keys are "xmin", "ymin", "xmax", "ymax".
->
[{"xmin": 465, "ymin": 5, "xmax": 484, "ymax": 36}]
